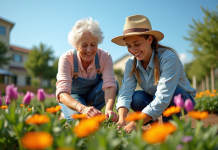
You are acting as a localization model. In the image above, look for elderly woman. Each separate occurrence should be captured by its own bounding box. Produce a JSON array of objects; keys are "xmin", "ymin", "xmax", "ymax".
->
[{"xmin": 56, "ymin": 18, "xmax": 118, "ymax": 123}]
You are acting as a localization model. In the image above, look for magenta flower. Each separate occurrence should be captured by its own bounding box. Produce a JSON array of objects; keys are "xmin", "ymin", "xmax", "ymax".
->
[
  {"xmin": 5, "ymin": 84, "xmax": 18, "ymax": 101},
  {"xmin": 0, "ymin": 96, "xmax": 2, "ymax": 107},
  {"xmin": 182, "ymin": 136, "xmax": 193, "ymax": 143},
  {"xmin": 37, "ymin": 89, "xmax": 45, "ymax": 102},
  {"xmin": 30, "ymin": 92, "xmax": 35, "ymax": 99},
  {"xmin": 184, "ymin": 99, "xmax": 194, "ymax": 112},
  {"xmin": 174, "ymin": 94, "xmax": 184, "ymax": 108},
  {"xmin": 5, "ymin": 96, "xmax": 10, "ymax": 105},
  {"xmin": 22, "ymin": 91, "xmax": 31, "ymax": 106},
  {"xmin": 176, "ymin": 144, "xmax": 183, "ymax": 150}
]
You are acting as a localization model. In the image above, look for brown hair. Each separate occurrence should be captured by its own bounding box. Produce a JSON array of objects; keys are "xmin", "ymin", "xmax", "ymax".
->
[{"xmin": 129, "ymin": 35, "xmax": 178, "ymax": 85}]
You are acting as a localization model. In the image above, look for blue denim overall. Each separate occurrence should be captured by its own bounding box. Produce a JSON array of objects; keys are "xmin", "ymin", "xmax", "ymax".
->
[{"xmin": 59, "ymin": 50, "xmax": 106, "ymax": 123}]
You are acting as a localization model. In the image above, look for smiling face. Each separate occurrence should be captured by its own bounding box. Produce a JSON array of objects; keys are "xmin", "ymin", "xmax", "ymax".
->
[
  {"xmin": 76, "ymin": 31, "xmax": 98, "ymax": 65},
  {"xmin": 125, "ymin": 35, "xmax": 153, "ymax": 63}
]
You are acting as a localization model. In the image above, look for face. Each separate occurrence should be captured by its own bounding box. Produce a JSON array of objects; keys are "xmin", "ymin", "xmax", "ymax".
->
[
  {"xmin": 76, "ymin": 31, "xmax": 98, "ymax": 64},
  {"xmin": 125, "ymin": 35, "xmax": 153, "ymax": 62}
]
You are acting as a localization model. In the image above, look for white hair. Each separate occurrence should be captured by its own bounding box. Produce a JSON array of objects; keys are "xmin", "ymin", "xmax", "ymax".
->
[{"xmin": 68, "ymin": 17, "xmax": 104, "ymax": 47}]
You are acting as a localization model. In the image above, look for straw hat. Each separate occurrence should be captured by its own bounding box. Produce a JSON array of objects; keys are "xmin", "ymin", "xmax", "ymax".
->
[{"xmin": 111, "ymin": 15, "xmax": 164, "ymax": 46}]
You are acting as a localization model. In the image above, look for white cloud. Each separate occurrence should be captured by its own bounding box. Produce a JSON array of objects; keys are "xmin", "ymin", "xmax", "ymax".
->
[{"xmin": 179, "ymin": 53, "xmax": 192, "ymax": 65}]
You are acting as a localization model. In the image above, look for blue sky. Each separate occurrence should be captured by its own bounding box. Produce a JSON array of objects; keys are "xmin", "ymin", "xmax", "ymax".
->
[{"xmin": 0, "ymin": 0, "xmax": 217, "ymax": 64}]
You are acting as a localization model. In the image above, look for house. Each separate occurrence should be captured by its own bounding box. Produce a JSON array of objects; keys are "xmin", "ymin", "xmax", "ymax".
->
[
  {"xmin": 0, "ymin": 17, "xmax": 49, "ymax": 92},
  {"xmin": 113, "ymin": 54, "xmax": 132, "ymax": 73}
]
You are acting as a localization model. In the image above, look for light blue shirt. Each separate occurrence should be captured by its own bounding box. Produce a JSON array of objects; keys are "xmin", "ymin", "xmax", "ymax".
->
[{"xmin": 116, "ymin": 48, "xmax": 196, "ymax": 120}]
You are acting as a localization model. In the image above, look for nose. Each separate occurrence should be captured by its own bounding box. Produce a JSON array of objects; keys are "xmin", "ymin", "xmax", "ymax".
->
[
  {"xmin": 87, "ymin": 45, "xmax": 92, "ymax": 51},
  {"xmin": 130, "ymin": 47, "xmax": 136, "ymax": 53}
]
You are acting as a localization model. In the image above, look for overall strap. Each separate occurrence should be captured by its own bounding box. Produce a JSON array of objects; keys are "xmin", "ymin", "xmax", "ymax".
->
[
  {"xmin": 95, "ymin": 53, "xmax": 101, "ymax": 74},
  {"xmin": 73, "ymin": 49, "xmax": 79, "ymax": 79}
]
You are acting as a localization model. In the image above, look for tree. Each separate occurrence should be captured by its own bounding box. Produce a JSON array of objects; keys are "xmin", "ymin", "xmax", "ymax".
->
[
  {"xmin": 184, "ymin": 6, "xmax": 218, "ymax": 90},
  {"xmin": 25, "ymin": 43, "xmax": 54, "ymax": 87},
  {"xmin": 0, "ymin": 41, "xmax": 11, "ymax": 67}
]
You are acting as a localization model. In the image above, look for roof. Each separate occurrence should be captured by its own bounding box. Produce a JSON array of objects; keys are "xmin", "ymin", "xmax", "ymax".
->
[
  {"xmin": 0, "ymin": 17, "xmax": 14, "ymax": 30},
  {"xmin": 113, "ymin": 53, "xmax": 131, "ymax": 64},
  {"xmin": 10, "ymin": 45, "xmax": 30, "ymax": 53},
  {"xmin": 9, "ymin": 66, "xmax": 27, "ymax": 71},
  {"xmin": 0, "ymin": 68, "xmax": 14, "ymax": 76}
]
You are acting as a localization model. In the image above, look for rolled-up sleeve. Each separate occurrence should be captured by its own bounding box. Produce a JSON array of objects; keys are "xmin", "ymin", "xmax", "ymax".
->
[
  {"xmin": 56, "ymin": 56, "xmax": 72, "ymax": 102},
  {"xmin": 142, "ymin": 55, "xmax": 182, "ymax": 120},
  {"xmin": 101, "ymin": 55, "xmax": 117, "ymax": 91},
  {"xmin": 116, "ymin": 59, "xmax": 137, "ymax": 111}
]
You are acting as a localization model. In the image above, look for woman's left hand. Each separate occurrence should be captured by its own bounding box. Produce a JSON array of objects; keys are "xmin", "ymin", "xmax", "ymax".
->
[
  {"xmin": 105, "ymin": 110, "xmax": 119, "ymax": 122},
  {"xmin": 124, "ymin": 121, "xmax": 136, "ymax": 133}
]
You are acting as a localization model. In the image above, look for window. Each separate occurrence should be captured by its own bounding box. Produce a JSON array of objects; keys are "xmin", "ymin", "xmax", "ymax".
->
[
  {"xmin": 0, "ymin": 25, "xmax": 6, "ymax": 36},
  {"xmin": 26, "ymin": 76, "xmax": 31, "ymax": 85},
  {"xmin": 13, "ymin": 54, "xmax": 22, "ymax": 63},
  {"xmin": 12, "ymin": 76, "xmax": 17, "ymax": 85},
  {"xmin": 0, "ymin": 75, "xmax": 4, "ymax": 83}
]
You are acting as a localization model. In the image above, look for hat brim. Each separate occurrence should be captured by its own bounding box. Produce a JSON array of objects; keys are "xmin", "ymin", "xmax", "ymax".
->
[{"xmin": 111, "ymin": 30, "xmax": 164, "ymax": 46}]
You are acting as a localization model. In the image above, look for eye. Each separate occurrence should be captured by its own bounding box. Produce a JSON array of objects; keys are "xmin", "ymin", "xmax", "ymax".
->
[
  {"xmin": 127, "ymin": 45, "xmax": 131, "ymax": 49},
  {"xmin": 135, "ymin": 43, "xmax": 140, "ymax": 46},
  {"xmin": 82, "ymin": 44, "xmax": 87, "ymax": 48},
  {"xmin": 91, "ymin": 44, "xmax": 96, "ymax": 47}
]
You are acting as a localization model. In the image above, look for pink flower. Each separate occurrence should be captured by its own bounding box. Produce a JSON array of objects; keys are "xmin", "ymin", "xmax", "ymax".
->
[
  {"xmin": 5, "ymin": 96, "xmax": 10, "ymax": 105},
  {"xmin": 5, "ymin": 84, "xmax": 18, "ymax": 101},
  {"xmin": 173, "ymin": 94, "xmax": 184, "ymax": 108},
  {"xmin": 0, "ymin": 96, "xmax": 2, "ymax": 107},
  {"xmin": 184, "ymin": 99, "xmax": 194, "ymax": 112},
  {"xmin": 30, "ymin": 92, "xmax": 35, "ymax": 99},
  {"xmin": 22, "ymin": 91, "xmax": 31, "ymax": 106},
  {"xmin": 37, "ymin": 89, "xmax": 45, "ymax": 102}
]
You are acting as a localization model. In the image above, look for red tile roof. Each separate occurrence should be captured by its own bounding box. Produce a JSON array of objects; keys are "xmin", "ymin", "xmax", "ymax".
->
[
  {"xmin": 9, "ymin": 66, "xmax": 26, "ymax": 71},
  {"xmin": 10, "ymin": 45, "xmax": 30, "ymax": 53}
]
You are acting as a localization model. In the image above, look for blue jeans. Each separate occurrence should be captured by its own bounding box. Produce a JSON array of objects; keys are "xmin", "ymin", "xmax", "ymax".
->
[
  {"xmin": 59, "ymin": 80, "xmax": 119, "ymax": 123},
  {"xmin": 131, "ymin": 86, "xmax": 195, "ymax": 124}
]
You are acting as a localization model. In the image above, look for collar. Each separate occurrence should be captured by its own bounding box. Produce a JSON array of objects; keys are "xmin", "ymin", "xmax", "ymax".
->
[{"xmin": 136, "ymin": 49, "xmax": 155, "ymax": 70}]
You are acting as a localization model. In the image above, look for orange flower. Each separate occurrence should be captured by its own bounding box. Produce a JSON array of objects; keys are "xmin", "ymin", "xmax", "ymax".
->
[
  {"xmin": 28, "ymin": 108, "xmax": 32, "ymax": 111},
  {"xmin": 212, "ymin": 89, "xmax": 217, "ymax": 93},
  {"xmin": 125, "ymin": 111, "xmax": 147, "ymax": 121},
  {"xmin": 71, "ymin": 114, "xmax": 87, "ymax": 119},
  {"xmin": 163, "ymin": 106, "xmax": 180, "ymax": 117},
  {"xmin": 92, "ymin": 114, "xmax": 106, "ymax": 122},
  {"xmin": 1, "ymin": 105, "xmax": 8, "ymax": 110},
  {"xmin": 20, "ymin": 104, "xmax": 23, "ymax": 107},
  {"xmin": 46, "ymin": 105, "xmax": 61, "ymax": 113},
  {"xmin": 143, "ymin": 122, "xmax": 176, "ymax": 144},
  {"xmin": 188, "ymin": 111, "xmax": 209, "ymax": 120},
  {"xmin": 73, "ymin": 118, "xmax": 99, "ymax": 138},
  {"xmin": 210, "ymin": 93, "xmax": 216, "ymax": 97},
  {"xmin": 21, "ymin": 132, "xmax": 53, "ymax": 150},
  {"xmin": 25, "ymin": 114, "xmax": 50, "ymax": 125}
]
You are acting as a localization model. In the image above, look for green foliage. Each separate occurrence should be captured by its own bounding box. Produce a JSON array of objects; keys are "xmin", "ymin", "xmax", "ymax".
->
[
  {"xmin": 195, "ymin": 95, "xmax": 218, "ymax": 113},
  {"xmin": 25, "ymin": 43, "xmax": 54, "ymax": 87},
  {"xmin": 114, "ymin": 69, "xmax": 124, "ymax": 90},
  {"xmin": 0, "ymin": 41, "xmax": 11, "ymax": 67}
]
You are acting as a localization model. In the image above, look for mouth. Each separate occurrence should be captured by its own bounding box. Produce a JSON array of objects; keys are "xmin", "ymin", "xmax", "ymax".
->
[
  {"xmin": 85, "ymin": 53, "xmax": 92, "ymax": 56},
  {"xmin": 134, "ymin": 51, "xmax": 142, "ymax": 57}
]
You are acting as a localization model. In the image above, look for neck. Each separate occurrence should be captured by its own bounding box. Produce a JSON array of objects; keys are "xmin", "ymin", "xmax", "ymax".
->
[{"xmin": 142, "ymin": 48, "xmax": 153, "ymax": 69}]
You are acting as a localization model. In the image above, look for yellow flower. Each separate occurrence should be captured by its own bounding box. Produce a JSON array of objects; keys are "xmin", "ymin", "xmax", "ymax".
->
[
  {"xmin": 125, "ymin": 111, "xmax": 146, "ymax": 121},
  {"xmin": 142, "ymin": 122, "xmax": 176, "ymax": 144},
  {"xmin": 46, "ymin": 105, "xmax": 61, "ymax": 113},
  {"xmin": 25, "ymin": 114, "xmax": 50, "ymax": 125},
  {"xmin": 71, "ymin": 114, "xmax": 87, "ymax": 119},
  {"xmin": 21, "ymin": 132, "xmax": 53, "ymax": 150},
  {"xmin": 163, "ymin": 106, "xmax": 181, "ymax": 117},
  {"xmin": 73, "ymin": 118, "xmax": 99, "ymax": 138},
  {"xmin": 210, "ymin": 93, "xmax": 216, "ymax": 97},
  {"xmin": 188, "ymin": 111, "xmax": 209, "ymax": 120},
  {"xmin": 212, "ymin": 89, "xmax": 217, "ymax": 93},
  {"xmin": 1, "ymin": 105, "xmax": 8, "ymax": 110}
]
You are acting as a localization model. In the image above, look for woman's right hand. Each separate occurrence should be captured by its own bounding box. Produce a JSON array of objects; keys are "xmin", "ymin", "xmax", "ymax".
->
[
  {"xmin": 82, "ymin": 106, "xmax": 102, "ymax": 118},
  {"xmin": 116, "ymin": 119, "xmax": 126, "ymax": 130}
]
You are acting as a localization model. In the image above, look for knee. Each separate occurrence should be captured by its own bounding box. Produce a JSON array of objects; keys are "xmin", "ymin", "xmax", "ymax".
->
[{"xmin": 131, "ymin": 91, "xmax": 146, "ymax": 111}]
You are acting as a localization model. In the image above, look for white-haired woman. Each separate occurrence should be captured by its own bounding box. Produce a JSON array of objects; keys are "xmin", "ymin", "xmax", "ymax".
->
[
  {"xmin": 56, "ymin": 18, "xmax": 118, "ymax": 123},
  {"xmin": 111, "ymin": 15, "xmax": 196, "ymax": 132}
]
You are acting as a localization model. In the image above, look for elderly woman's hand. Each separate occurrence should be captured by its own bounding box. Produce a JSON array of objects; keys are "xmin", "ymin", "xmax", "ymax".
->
[
  {"xmin": 82, "ymin": 106, "xmax": 102, "ymax": 118},
  {"xmin": 105, "ymin": 110, "xmax": 118, "ymax": 122}
]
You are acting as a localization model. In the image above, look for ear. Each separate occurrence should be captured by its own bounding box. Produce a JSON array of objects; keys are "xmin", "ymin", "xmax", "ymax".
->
[{"xmin": 148, "ymin": 35, "xmax": 153, "ymax": 44}]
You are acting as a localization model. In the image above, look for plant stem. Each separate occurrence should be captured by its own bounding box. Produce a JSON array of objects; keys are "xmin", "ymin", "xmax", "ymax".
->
[
  {"xmin": 41, "ymin": 101, "xmax": 45, "ymax": 114},
  {"xmin": 195, "ymin": 120, "xmax": 200, "ymax": 137},
  {"xmin": 13, "ymin": 125, "xmax": 23, "ymax": 150},
  {"xmin": 181, "ymin": 108, "xmax": 185, "ymax": 122}
]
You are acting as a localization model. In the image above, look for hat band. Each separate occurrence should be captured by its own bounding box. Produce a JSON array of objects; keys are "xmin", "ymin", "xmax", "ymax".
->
[{"xmin": 123, "ymin": 28, "xmax": 150, "ymax": 35}]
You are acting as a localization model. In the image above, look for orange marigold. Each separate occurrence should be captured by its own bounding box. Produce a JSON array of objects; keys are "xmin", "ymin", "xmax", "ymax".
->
[
  {"xmin": 125, "ymin": 111, "xmax": 146, "ymax": 122},
  {"xmin": 71, "ymin": 114, "xmax": 87, "ymax": 119},
  {"xmin": 143, "ymin": 122, "xmax": 176, "ymax": 144},
  {"xmin": 46, "ymin": 105, "xmax": 61, "ymax": 113},
  {"xmin": 92, "ymin": 114, "xmax": 106, "ymax": 122},
  {"xmin": 188, "ymin": 111, "xmax": 209, "ymax": 120},
  {"xmin": 20, "ymin": 104, "xmax": 23, "ymax": 107},
  {"xmin": 28, "ymin": 108, "xmax": 32, "ymax": 111},
  {"xmin": 1, "ymin": 105, "xmax": 8, "ymax": 110},
  {"xmin": 21, "ymin": 132, "xmax": 53, "ymax": 150},
  {"xmin": 73, "ymin": 118, "xmax": 99, "ymax": 138},
  {"xmin": 212, "ymin": 89, "xmax": 217, "ymax": 93},
  {"xmin": 163, "ymin": 106, "xmax": 180, "ymax": 117},
  {"xmin": 25, "ymin": 114, "xmax": 50, "ymax": 125}
]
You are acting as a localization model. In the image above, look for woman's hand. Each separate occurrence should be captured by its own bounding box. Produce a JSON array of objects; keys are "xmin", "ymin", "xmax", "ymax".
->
[
  {"xmin": 116, "ymin": 119, "xmax": 126, "ymax": 130},
  {"xmin": 105, "ymin": 110, "xmax": 118, "ymax": 122},
  {"xmin": 124, "ymin": 121, "xmax": 136, "ymax": 133},
  {"xmin": 82, "ymin": 106, "xmax": 102, "ymax": 118}
]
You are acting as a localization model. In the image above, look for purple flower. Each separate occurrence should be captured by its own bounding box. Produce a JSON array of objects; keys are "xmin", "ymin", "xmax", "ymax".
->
[
  {"xmin": 184, "ymin": 99, "xmax": 194, "ymax": 112},
  {"xmin": 0, "ymin": 96, "xmax": 2, "ymax": 107},
  {"xmin": 22, "ymin": 91, "xmax": 31, "ymax": 106},
  {"xmin": 5, "ymin": 84, "xmax": 18, "ymax": 101},
  {"xmin": 5, "ymin": 96, "xmax": 10, "ymax": 105},
  {"xmin": 37, "ymin": 89, "xmax": 45, "ymax": 102},
  {"xmin": 174, "ymin": 94, "xmax": 184, "ymax": 108},
  {"xmin": 30, "ymin": 92, "xmax": 35, "ymax": 99},
  {"xmin": 176, "ymin": 144, "xmax": 183, "ymax": 150},
  {"xmin": 182, "ymin": 136, "xmax": 193, "ymax": 143}
]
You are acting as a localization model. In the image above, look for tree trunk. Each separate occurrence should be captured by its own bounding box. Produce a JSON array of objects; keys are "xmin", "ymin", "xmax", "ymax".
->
[
  {"xmin": 202, "ymin": 80, "xmax": 205, "ymax": 92},
  {"xmin": 211, "ymin": 66, "xmax": 215, "ymax": 91},
  {"xmin": 205, "ymin": 74, "xmax": 209, "ymax": 90},
  {"xmin": 193, "ymin": 75, "xmax": 196, "ymax": 89}
]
